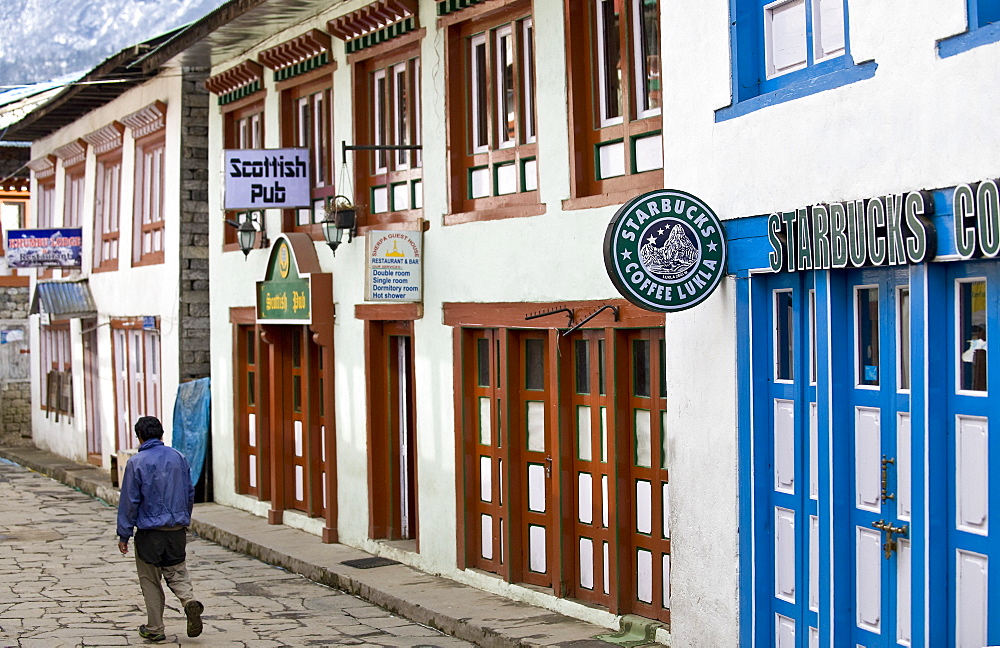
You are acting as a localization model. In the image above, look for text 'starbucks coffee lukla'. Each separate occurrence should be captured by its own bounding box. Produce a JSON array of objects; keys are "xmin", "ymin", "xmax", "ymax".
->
[{"xmin": 604, "ymin": 189, "xmax": 727, "ymax": 313}]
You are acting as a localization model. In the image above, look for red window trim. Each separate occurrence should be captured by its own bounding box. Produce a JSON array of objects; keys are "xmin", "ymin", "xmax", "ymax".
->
[
  {"xmin": 278, "ymin": 69, "xmax": 336, "ymax": 240},
  {"xmin": 351, "ymin": 38, "xmax": 425, "ymax": 235},
  {"xmin": 132, "ymin": 130, "xmax": 166, "ymax": 267},
  {"xmin": 443, "ymin": 0, "xmax": 543, "ymax": 225},
  {"xmin": 92, "ymin": 149, "xmax": 123, "ymax": 273},
  {"xmin": 563, "ymin": 0, "xmax": 663, "ymax": 210}
]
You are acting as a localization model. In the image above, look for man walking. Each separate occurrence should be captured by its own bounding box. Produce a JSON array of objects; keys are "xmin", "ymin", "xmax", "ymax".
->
[{"xmin": 117, "ymin": 416, "xmax": 204, "ymax": 641}]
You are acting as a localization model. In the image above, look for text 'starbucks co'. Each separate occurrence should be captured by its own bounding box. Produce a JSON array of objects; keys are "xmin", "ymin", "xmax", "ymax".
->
[
  {"xmin": 604, "ymin": 189, "xmax": 727, "ymax": 313},
  {"xmin": 365, "ymin": 231, "xmax": 422, "ymax": 302}
]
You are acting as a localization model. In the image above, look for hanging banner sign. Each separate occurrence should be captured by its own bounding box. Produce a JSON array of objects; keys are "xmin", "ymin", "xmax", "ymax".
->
[
  {"xmin": 224, "ymin": 148, "xmax": 311, "ymax": 209},
  {"xmin": 604, "ymin": 189, "xmax": 727, "ymax": 313},
  {"xmin": 767, "ymin": 192, "xmax": 936, "ymax": 272},
  {"xmin": 257, "ymin": 239, "xmax": 311, "ymax": 322},
  {"xmin": 365, "ymin": 230, "xmax": 422, "ymax": 302},
  {"xmin": 5, "ymin": 228, "xmax": 83, "ymax": 268}
]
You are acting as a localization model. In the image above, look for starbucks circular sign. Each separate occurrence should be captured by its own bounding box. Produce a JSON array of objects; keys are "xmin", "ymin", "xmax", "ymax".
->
[{"xmin": 604, "ymin": 189, "xmax": 727, "ymax": 313}]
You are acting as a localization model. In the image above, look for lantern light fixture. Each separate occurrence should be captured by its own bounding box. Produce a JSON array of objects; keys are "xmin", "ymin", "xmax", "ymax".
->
[
  {"xmin": 322, "ymin": 195, "xmax": 357, "ymax": 256},
  {"xmin": 224, "ymin": 211, "xmax": 267, "ymax": 259}
]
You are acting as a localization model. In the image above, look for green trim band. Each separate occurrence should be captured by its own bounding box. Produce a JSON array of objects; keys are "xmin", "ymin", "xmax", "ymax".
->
[
  {"xmin": 437, "ymin": 0, "xmax": 487, "ymax": 16},
  {"xmin": 273, "ymin": 51, "xmax": 330, "ymax": 83},
  {"xmin": 218, "ymin": 80, "xmax": 262, "ymax": 106},
  {"xmin": 345, "ymin": 17, "xmax": 417, "ymax": 54}
]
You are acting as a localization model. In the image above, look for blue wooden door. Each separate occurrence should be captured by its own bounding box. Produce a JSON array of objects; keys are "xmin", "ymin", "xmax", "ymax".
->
[
  {"xmin": 843, "ymin": 268, "xmax": 911, "ymax": 647},
  {"xmin": 941, "ymin": 260, "xmax": 999, "ymax": 647},
  {"xmin": 751, "ymin": 270, "xmax": 819, "ymax": 647}
]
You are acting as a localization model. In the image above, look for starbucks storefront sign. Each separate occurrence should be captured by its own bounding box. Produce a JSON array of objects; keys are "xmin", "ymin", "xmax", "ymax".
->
[{"xmin": 604, "ymin": 189, "xmax": 727, "ymax": 312}]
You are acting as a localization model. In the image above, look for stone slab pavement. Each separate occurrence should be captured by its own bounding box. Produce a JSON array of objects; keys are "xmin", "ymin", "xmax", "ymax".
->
[{"xmin": 0, "ymin": 447, "xmax": 621, "ymax": 648}]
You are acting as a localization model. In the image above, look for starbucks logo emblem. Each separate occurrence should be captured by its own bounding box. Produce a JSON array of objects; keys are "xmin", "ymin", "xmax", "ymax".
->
[{"xmin": 604, "ymin": 189, "xmax": 727, "ymax": 313}]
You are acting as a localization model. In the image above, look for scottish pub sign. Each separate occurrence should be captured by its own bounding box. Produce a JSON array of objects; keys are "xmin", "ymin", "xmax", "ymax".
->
[
  {"xmin": 257, "ymin": 239, "xmax": 311, "ymax": 322},
  {"xmin": 224, "ymin": 148, "xmax": 311, "ymax": 209},
  {"xmin": 605, "ymin": 189, "xmax": 727, "ymax": 312},
  {"xmin": 767, "ymin": 191, "xmax": 936, "ymax": 272}
]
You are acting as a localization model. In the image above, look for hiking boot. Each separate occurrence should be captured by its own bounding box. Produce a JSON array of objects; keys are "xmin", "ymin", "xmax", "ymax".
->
[
  {"xmin": 184, "ymin": 600, "xmax": 204, "ymax": 637},
  {"xmin": 138, "ymin": 625, "xmax": 166, "ymax": 642}
]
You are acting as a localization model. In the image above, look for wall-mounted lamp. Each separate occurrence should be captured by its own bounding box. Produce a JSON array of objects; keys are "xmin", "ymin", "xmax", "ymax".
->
[
  {"xmin": 225, "ymin": 211, "xmax": 268, "ymax": 259},
  {"xmin": 322, "ymin": 196, "xmax": 357, "ymax": 256}
]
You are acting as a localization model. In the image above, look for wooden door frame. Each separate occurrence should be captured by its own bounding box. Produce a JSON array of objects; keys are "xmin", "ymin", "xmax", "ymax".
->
[
  {"xmin": 82, "ymin": 322, "xmax": 102, "ymax": 466},
  {"xmin": 445, "ymin": 300, "xmax": 664, "ymax": 601}
]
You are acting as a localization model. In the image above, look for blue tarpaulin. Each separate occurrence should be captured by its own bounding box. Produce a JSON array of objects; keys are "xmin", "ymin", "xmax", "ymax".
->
[{"xmin": 172, "ymin": 377, "xmax": 210, "ymax": 487}]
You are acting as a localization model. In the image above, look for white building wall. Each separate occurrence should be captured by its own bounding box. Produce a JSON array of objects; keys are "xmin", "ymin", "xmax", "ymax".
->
[
  {"xmin": 660, "ymin": 0, "xmax": 1000, "ymax": 646},
  {"xmin": 29, "ymin": 67, "xmax": 186, "ymax": 465},
  {"xmin": 208, "ymin": 0, "xmax": 624, "ymax": 631}
]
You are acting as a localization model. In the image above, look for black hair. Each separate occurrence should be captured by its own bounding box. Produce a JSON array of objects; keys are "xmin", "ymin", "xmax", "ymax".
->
[{"xmin": 134, "ymin": 416, "xmax": 164, "ymax": 442}]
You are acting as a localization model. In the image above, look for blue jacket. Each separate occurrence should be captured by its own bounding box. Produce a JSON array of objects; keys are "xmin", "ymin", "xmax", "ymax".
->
[{"xmin": 117, "ymin": 438, "xmax": 195, "ymax": 542}]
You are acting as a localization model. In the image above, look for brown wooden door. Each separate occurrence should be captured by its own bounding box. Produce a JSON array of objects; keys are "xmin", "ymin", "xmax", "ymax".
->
[
  {"xmin": 264, "ymin": 325, "xmax": 325, "ymax": 519},
  {"xmin": 367, "ymin": 320, "xmax": 418, "ymax": 541},
  {"xmin": 235, "ymin": 323, "xmax": 269, "ymax": 500},
  {"xmin": 464, "ymin": 328, "xmax": 507, "ymax": 576},
  {"xmin": 508, "ymin": 330, "xmax": 554, "ymax": 588},
  {"xmin": 619, "ymin": 328, "xmax": 670, "ymax": 623},
  {"xmin": 82, "ymin": 325, "xmax": 102, "ymax": 465},
  {"xmin": 563, "ymin": 329, "xmax": 614, "ymax": 607}
]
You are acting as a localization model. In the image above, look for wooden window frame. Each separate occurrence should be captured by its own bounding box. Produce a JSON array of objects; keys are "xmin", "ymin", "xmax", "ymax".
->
[
  {"xmin": 63, "ymin": 163, "xmax": 86, "ymax": 229},
  {"xmin": 39, "ymin": 323, "xmax": 72, "ymax": 418},
  {"xmin": 222, "ymin": 96, "xmax": 266, "ymax": 251},
  {"xmin": 350, "ymin": 35, "xmax": 425, "ymax": 234},
  {"xmin": 36, "ymin": 178, "xmax": 56, "ymax": 229},
  {"xmin": 132, "ymin": 131, "xmax": 166, "ymax": 266},
  {"xmin": 93, "ymin": 150, "xmax": 123, "ymax": 272},
  {"xmin": 279, "ymin": 69, "xmax": 335, "ymax": 240},
  {"xmin": 0, "ymin": 194, "xmax": 29, "ymax": 256},
  {"xmin": 564, "ymin": 0, "xmax": 663, "ymax": 211},
  {"xmin": 443, "ymin": 1, "xmax": 544, "ymax": 225},
  {"xmin": 111, "ymin": 318, "xmax": 162, "ymax": 451}
]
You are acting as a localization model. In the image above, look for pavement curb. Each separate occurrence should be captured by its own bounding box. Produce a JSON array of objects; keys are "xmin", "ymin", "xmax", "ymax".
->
[{"xmin": 0, "ymin": 446, "xmax": 623, "ymax": 648}]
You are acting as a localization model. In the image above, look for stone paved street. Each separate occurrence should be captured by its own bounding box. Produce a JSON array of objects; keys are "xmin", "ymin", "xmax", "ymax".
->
[{"xmin": 0, "ymin": 459, "xmax": 473, "ymax": 648}]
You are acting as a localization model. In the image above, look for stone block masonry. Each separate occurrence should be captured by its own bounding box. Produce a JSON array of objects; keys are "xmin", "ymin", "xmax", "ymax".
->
[
  {"xmin": 178, "ymin": 67, "xmax": 212, "ymax": 381},
  {"xmin": 0, "ymin": 381, "xmax": 31, "ymax": 446}
]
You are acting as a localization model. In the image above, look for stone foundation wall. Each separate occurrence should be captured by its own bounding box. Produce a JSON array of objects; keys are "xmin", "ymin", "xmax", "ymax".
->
[{"xmin": 0, "ymin": 381, "xmax": 31, "ymax": 446}]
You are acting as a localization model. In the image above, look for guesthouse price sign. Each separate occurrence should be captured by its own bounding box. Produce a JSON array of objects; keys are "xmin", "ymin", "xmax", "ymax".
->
[{"xmin": 604, "ymin": 189, "xmax": 727, "ymax": 313}]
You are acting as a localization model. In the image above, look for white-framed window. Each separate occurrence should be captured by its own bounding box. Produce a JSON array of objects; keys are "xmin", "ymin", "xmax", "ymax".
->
[
  {"xmin": 133, "ymin": 134, "xmax": 165, "ymax": 265},
  {"xmin": 468, "ymin": 18, "xmax": 536, "ymax": 155},
  {"xmin": 224, "ymin": 102, "xmax": 264, "ymax": 249},
  {"xmin": 113, "ymin": 325, "xmax": 161, "ymax": 451},
  {"xmin": 238, "ymin": 112, "xmax": 262, "ymax": 149},
  {"xmin": 774, "ymin": 289, "xmax": 795, "ymax": 382},
  {"xmin": 63, "ymin": 168, "xmax": 85, "ymax": 228},
  {"xmin": 854, "ymin": 284, "xmax": 880, "ymax": 388},
  {"xmin": 897, "ymin": 286, "xmax": 911, "ymax": 393},
  {"xmin": 40, "ymin": 325, "xmax": 72, "ymax": 417},
  {"xmin": 470, "ymin": 32, "xmax": 489, "ymax": 154},
  {"xmin": 94, "ymin": 153, "xmax": 122, "ymax": 270},
  {"xmin": 957, "ymin": 278, "xmax": 987, "ymax": 394},
  {"xmin": 762, "ymin": 0, "xmax": 846, "ymax": 79},
  {"xmin": 368, "ymin": 52, "xmax": 422, "ymax": 215},
  {"xmin": 36, "ymin": 180, "xmax": 55, "ymax": 228},
  {"xmin": 285, "ymin": 80, "xmax": 333, "ymax": 229}
]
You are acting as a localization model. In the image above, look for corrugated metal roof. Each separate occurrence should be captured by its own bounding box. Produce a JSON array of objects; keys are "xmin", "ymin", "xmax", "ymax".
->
[{"xmin": 30, "ymin": 280, "xmax": 97, "ymax": 320}]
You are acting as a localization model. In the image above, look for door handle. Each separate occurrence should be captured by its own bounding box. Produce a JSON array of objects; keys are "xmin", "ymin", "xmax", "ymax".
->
[
  {"xmin": 872, "ymin": 519, "xmax": 909, "ymax": 559},
  {"xmin": 881, "ymin": 455, "xmax": 895, "ymax": 503},
  {"xmin": 544, "ymin": 456, "xmax": 552, "ymax": 478}
]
